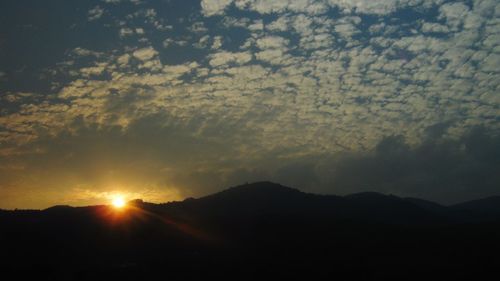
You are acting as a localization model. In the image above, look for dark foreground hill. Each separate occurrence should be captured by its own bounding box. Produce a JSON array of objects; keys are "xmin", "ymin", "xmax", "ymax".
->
[{"xmin": 1, "ymin": 182, "xmax": 500, "ymax": 281}]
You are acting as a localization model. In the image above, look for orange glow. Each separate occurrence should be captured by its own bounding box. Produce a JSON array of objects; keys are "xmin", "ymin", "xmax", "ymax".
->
[{"xmin": 111, "ymin": 196, "xmax": 126, "ymax": 209}]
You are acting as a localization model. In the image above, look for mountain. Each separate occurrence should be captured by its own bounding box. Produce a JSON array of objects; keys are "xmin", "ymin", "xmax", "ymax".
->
[
  {"xmin": 404, "ymin": 197, "xmax": 448, "ymax": 213},
  {"xmin": 2, "ymin": 182, "xmax": 500, "ymax": 281},
  {"xmin": 160, "ymin": 182, "xmax": 499, "ymax": 225},
  {"xmin": 450, "ymin": 196, "xmax": 500, "ymax": 222},
  {"xmin": 452, "ymin": 196, "xmax": 500, "ymax": 214}
]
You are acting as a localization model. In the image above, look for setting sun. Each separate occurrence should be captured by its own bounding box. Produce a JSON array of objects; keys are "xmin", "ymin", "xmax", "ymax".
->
[{"xmin": 111, "ymin": 196, "xmax": 126, "ymax": 209}]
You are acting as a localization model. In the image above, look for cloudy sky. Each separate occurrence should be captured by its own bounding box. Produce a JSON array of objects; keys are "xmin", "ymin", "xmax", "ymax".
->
[{"xmin": 0, "ymin": 0, "xmax": 499, "ymax": 209}]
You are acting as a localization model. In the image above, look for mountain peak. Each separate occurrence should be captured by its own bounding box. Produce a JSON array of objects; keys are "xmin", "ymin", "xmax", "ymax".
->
[
  {"xmin": 345, "ymin": 192, "xmax": 392, "ymax": 200},
  {"xmin": 182, "ymin": 182, "xmax": 309, "ymax": 215},
  {"xmin": 202, "ymin": 181, "xmax": 304, "ymax": 201},
  {"xmin": 227, "ymin": 181, "xmax": 301, "ymax": 193}
]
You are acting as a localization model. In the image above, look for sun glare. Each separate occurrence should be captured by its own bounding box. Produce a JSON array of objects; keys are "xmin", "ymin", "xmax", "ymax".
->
[{"xmin": 112, "ymin": 196, "xmax": 126, "ymax": 209}]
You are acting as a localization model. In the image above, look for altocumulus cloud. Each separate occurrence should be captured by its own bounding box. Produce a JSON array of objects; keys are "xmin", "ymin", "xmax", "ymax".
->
[{"xmin": 0, "ymin": 0, "xmax": 499, "ymax": 208}]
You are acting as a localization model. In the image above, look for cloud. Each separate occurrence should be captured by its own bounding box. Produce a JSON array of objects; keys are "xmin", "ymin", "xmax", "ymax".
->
[
  {"xmin": 163, "ymin": 38, "xmax": 189, "ymax": 48},
  {"xmin": 119, "ymin": 27, "xmax": 135, "ymax": 38},
  {"xmin": 327, "ymin": 126, "xmax": 500, "ymax": 204},
  {"xmin": 209, "ymin": 51, "xmax": 252, "ymax": 67},
  {"xmin": 88, "ymin": 6, "xmax": 104, "ymax": 21},
  {"xmin": 71, "ymin": 47, "xmax": 103, "ymax": 57},
  {"xmin": 132, "ymin": 47, "xmax": 159, "ymax": 61},
  {"xmin": 212, "ymin": 0, "xmax": 444, "ymax": 16},
  {"xmin": 194, "ymin": 35, "xmax": 211, "ymax": 49},
  {"xmin": 243, "ymin": 0, "xmax": 291, "ymax": 14},
  {"xmin": 1, "ymin": 0, "xmax": 500, "ymax": 208},
  {"xmin": 116, "ymin": 54, "xmax": 131, "ymax": 66},
  {"xmin": 439, "ymin": 2, "xmax": 470, "ymax": 30},
  {"xmin": 211, "ymin": 36, "xmax": 223, "ymax": 49},
  {"xmin": 189, "ymin": 22, "xmax": 209, "ymax": 33},
  {"xmin": 201, "ymin": 0, "xmax": 234, "ymax": 16},
  {"xmin": 327, "ymin": 0, "xmax": 445, "ymax": 15},
  {"xmin": 79, "ymin": 63, "xmax": 108, "ymax": 77},
  {"xmin": 267, "ymin": 16, "xmax": 289, "ymax": 32},
  {"xmin": 255, "ymin": 49, "xmax": 289, "ymax": 65},
  {"xmin": 421, "ymin": 22, "xmax": 449, "ymax": 33},
  {"xmin": 104, "ymin": 0, "xmax": 142, "ymax": 5},
  {"xmin": 328, "ymin": 0, "xmax": 400, "ymax": 15},
  {"xmin": 256, "ymin": 36, "xmax": 289, "ymax": 50}
]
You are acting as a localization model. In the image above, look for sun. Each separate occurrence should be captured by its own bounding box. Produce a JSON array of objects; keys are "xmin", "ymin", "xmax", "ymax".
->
[{"xmin": 111, "ymin": 196, "xmax": 126, "ymax": 209}]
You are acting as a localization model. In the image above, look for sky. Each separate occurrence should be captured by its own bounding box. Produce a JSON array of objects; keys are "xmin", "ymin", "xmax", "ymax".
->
[{"xmin": 0, "ymin": 0, "xmax": 499, "ymax": 209}]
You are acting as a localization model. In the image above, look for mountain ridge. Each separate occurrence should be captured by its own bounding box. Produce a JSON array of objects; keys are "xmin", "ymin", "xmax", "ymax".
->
[
  {"xmin": 1, "ymin": 181, "xmax": 498, "ymax": 224},
  {"xmin": 2, "ymin": 181, "xmax": 500, "ymax": 225},
  {"xmin": 2, "ymin": 181, "xmax": 500, "ymax": 280},
  {"xmin": 159, "ymin": 182, "xmax": 500, "ymax": 223}
]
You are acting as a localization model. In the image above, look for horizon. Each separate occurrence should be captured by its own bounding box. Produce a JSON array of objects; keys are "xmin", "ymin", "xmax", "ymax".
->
[
  {"xmin": 1, "ymin": 0, "xmax": 499, "ymax": 209},
  {"xmin": 2, "ymin": 181, "xmax": 499, "ymax": 210}
]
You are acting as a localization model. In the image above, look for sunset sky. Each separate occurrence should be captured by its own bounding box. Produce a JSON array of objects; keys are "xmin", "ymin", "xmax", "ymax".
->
[{"xmin": 0, "ymin": 0, "xmax": 499, "ymax": 209}]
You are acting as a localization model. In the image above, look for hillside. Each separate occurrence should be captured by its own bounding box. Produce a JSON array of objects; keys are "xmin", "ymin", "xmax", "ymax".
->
[{"xmin": 1, "ymin": 182, "xmax": 500, "ymax": 280}]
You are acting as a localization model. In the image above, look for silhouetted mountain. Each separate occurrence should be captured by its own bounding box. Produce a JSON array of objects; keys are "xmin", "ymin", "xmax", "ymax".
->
[
  {"xmin": 169, "ymin": 182, "xmax": 499, "ymax": 225},
  {"xmin": 403, "ymin": 197, "xmax": 470, "ymax": 222},
  {"xmin": 450, "ymin": 196, "xmax": 500, "ymax": 222},
  {"xmin": 452, "ymin": 196, "xmax": 500, "ymax": 214},
  {"xmin": 2, "ymin": 182, "xmax": 500, "ymax": 281},
  {"xmin": 404, "ymin": 197, "xmax": 447, "ymax": 212}
]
